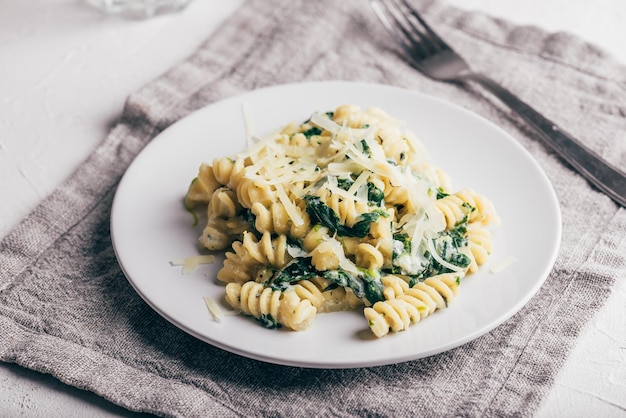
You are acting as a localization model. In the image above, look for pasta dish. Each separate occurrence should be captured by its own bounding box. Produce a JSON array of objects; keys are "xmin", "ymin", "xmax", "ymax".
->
[{"xmin": 184, "ymin": 104, "xmax": 499, "ymax": 337}]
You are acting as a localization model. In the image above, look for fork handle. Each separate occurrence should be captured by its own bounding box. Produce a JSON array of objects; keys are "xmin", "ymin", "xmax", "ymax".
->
[{"xmin": 468, "ymin": 74, "xmax": 626, "ymax": 207}]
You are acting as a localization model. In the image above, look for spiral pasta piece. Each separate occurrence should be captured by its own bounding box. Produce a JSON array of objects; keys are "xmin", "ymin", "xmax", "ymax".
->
[
  {"xmin": 382, "ymin": 176, "xmax": 412, "ymax": 210},
  {"xmin": 185, "ymin": 163, "xmax": 221, "ymax": 208},
  {"xmin": 368, "ymin": 207, "xmax": 393, "ymax": 240},
  {"xmin": 333, "ymin": 104, "xmax": 369, "ymax": 128},
  {"xmin": 251, "ymin": 201, "xmax": 310, "ymax": 238},
  {"xmin": 280, "ymin": 291, "xmax": 318, "ymax": 331},
  {"xmin": 436, "ymin": 193, "xmax": 473, "ymax": 229},
  {"xmin": 422, "ymin": 273, "xmax": 461, "ymax": 306},
  {"xmin": 217, "ymin": 241, "xmax": 261, "ymax": 284},
  {"xmin": 381, "ymin": 275, "xmax": 410, "ymax": 300},
  {"xmin": 291, "ymin": 277, "xmax": 363, "ymax": 313},
  {"xmin": 365, "ymin": 207, "xmax": 394, "ymax": 268},
  {"xmin": 310, "ymin": 238, "xmax": 343, "ymax": 271},
  {"xmin": 333, "ymin": 105, "xmax": 398, "ymax": 130},
  {"xmin": 437, "ymin": 189, "xmax": 499, "ymax": 229},
  {"xmin": 329, "ymin": 195, "xmax": 370, "ymax": 227},
  {"xmin": 212, "ymin": 156, "xmax": 247, "ymax": 190},
  {"xmin": 355, "ymin": 243, "xmax": 384, "ymax": 271},
  {"xmin": 455, "ymin": 189, "xmax": 499, "ymax": 226},
  {"xmin": 207, "ymin": 187, "xmax": 240, "ymax": 219},
  {"xmin": 320, "ymin": 285, "xmax": 363, "ymax": 313},
  {"xmin": 240, "ymin": 231, "xmax": 290, "ymax": 267},
  {"xmin": 217, "ymin": 232, "xmax": 290, "ymax": 284},
  {"xmin": 293, "ymin": 279, "xmax": 325, "ymax": 309},
  {"xmin": 316, "ymin": 188, "xmax": 369, "ymax": 227},
  {"xmin": 302, "ymin": 226, "xmax": 331, "ymax": 253},
  {"xmin": 199, "ymin": 219, "xmax": 247, "ymax": 252},
  {"xmin": 199, "ymin": 188, "xmax": 247, "ymax": 251},
  {"xmin": 291, "ymin": 132, "xmax": 310, "ymax": 147},
  {"xmin": 377, "ymin": 126, "xmax": 409, "ymax": 164},
  {"xmin": 464, "ymin": 224, "xmax": 493, "ymax": 273},
  {"xmin": 236, "ymin": 179, "xmax": 276, "ymax": 209},
  {"xmin": 368, "ymin": 299, "xmax": 421, "ymax": 336},
  {"xmin": 225, "ymin": 281, "xmax": 317, "ymax": 331},
  {"xmin": 364, "ymin": 272, "xmax": 463, "ymax": 337}
]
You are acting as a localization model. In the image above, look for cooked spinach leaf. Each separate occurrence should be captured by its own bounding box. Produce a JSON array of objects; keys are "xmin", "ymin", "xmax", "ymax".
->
[
  {"xmin": 407, "ymin": 218, "xmax": 472, "ymax": 286},
  {"xmin": 359, "ymin": 139, "xmax": 372, "ymax": 157},
  {"xmin": 304, "ymin": 195, "xmax": 388, "ymax": 238},
  {"xmin": 335, "ymin": 177, "xmax": 384, "ymax": 206},
  {"xmin": 302, "ymin": 127, "xmax": 322, "ymax": 138},
  {"xmin": 360, "ymin": 270, "xmax": 384, "ymax": 304},
  {"xmin": 304, "ymin": 195, "xmax": 341, "ymax": 233},
  {"xmin": 268, "ymin": 258, "xmax": 317, "ymax": 291},
  {"xmin": 242, "ymin": 208, "xmax": 256, "ymax": 229},
  {"xmin": 336, "ymin": 177, "xmax": 353, "ymax": 191},
  {"xmin": 436, "ymin": 188, "xmax": 449, "ymax": 199},
  {"xmin": 367, "ymin": 182, "xmax": 384, "ymax": 206},
  {"xmin": 265, "ymin": 256, "xmax": 384, "ymax": 305},
  {"xmin": 256, "ymin": 314, "xmax": 281, "ymax": 329}
]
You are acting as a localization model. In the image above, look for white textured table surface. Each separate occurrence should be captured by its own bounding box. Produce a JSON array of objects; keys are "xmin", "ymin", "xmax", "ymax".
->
[{"xmin": 1, "ymin": 1, "xmax": 625, "ymax": 416}]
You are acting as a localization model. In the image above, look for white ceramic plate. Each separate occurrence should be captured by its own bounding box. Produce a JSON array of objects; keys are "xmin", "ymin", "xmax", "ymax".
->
[{"xmin": 111, "ymin": 81, "xmax": 561, "ymax": 368}]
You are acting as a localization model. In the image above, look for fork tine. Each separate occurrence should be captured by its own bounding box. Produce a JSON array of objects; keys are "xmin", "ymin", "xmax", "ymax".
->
[
  {"xmin": 399, "ymin": 0, "xmax": 449, "ymax": 51},
  {"xmin": 370, "ymin": 0, "xmax": 449, "ymax": 63},
  {"xmin": 369, "ymin": 0, "xmax": 428, "ymax": 60},
  {"xmin": 371, "ymin": 0, "xmax": 430, "ymax": 59}
]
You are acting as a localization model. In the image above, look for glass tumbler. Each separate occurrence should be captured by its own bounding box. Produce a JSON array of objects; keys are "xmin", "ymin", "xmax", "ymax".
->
[{"xmin": 86, "ymin": 0, "xmax": 192, "ymax": 18}]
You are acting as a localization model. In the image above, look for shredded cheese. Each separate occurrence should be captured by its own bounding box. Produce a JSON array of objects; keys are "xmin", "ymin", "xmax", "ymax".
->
[
  {"xmin": 274, "ymin": 180, "xmax": 305, "ymax": 226},
  {"xmin": 169, "ymin": 255, "xmax": 216, "ymax": 275},
  {"xmin": 203, "ymin": 296, "xmax": 240, "ymax": 322},
  {"xmin": 347, "ymin": 170, "xmax": 370, "ymax": 195},
  {"xmin": 203, "ymin": 296, "xmax": 224, "ymax": 322},
  {"xmin": 427, "ymin": 238, "xmax": 465, "ymax": 273},
  {"xmin": 489, "ymin": 256, "xmax": 518, "ymax": 274},
  {"xmin": 319, "ymin": 180, "xmax": 368, "ymax": 204}
]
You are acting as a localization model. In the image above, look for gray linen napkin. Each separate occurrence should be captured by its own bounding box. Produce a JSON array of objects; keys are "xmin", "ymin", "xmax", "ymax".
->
[{"xmin": 1, "ymin": 0, "xmax": 625, "ymax": 416}]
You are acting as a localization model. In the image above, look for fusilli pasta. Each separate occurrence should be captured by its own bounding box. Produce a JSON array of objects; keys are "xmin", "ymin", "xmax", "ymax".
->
[
  {"xmin": 185, "ymin": 104, "xmax": 499, "ymax": 337},
  {"xmin": 225, "ymin": 281, "xmax": 316, "ymax": 331},
  {"xmin": 364, "ymin": 272, "xmax": 463, "ymax": 337}
]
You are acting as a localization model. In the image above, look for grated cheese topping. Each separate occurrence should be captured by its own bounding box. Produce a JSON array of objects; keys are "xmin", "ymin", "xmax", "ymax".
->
[
  {"xmin": 489, "ymin": 256, "xmax": 518, "ymax": 274},
  {"xmin": 203, "ymin": 296, "xmax": 240, "ymax": 322},
  {"xmin": 234, "ymin": 109, "xmax": 449, "ymax": 251},
  {"xmin": 169, "ymin": 255, "xmax": 216, "ymax": 275}
]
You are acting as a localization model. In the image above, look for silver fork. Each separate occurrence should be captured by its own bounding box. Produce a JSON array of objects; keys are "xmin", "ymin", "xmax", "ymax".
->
[{"xmin": 370, "ymin": 0, "xmax": 626, "ymax": 207}]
